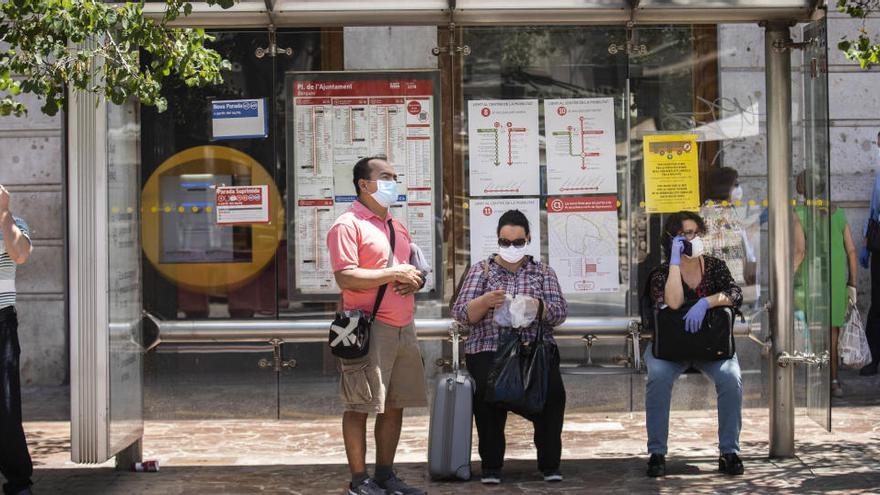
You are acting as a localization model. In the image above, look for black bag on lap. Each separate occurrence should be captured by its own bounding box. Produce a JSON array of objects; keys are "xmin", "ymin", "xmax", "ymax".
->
[{"xmin": 653, "ymin": 302, "xmax": 738, "ymax": 361}]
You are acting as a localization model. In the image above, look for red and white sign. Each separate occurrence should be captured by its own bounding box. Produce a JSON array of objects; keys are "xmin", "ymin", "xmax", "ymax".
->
[
  {"xmin": 216, "ymin": 185, "xmax": 270, "ymax": 225},
  {"xmin": 547, "ymin": 196, "xmax": 617, "ymax": 213}
]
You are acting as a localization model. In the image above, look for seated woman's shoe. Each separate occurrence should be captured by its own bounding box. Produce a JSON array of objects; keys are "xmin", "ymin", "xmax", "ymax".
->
[
  {"xmin": 646, "ymin": 454, "xmax": 666, "ymax": 477},
  {"xmin": 718, "ymin": 453, "xmax": 745, "ymax": 475}
]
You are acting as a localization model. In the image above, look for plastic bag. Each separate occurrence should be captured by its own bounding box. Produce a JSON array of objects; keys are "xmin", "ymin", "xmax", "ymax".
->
[
  {"xmin": 493, "ymin": 294, "xmax": 514, "ymax": 328},
  {"xmin": 509, "ymin": 295, "xmax": 540, "ymax": 329},
  {"xmin": 493, "ymin": 294, "xmax": 539, "ymax": 329},
  {"xmin": 840, "ymin": 304, "xmax": 872, "ymax": 369}
]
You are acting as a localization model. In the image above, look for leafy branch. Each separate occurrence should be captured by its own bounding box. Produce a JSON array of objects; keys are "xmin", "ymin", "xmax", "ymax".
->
[
  {"xmin": 0, "ymin": 0, "xmax": 234, "ymax": 117},
  {"xmin": 837, "ymin": 0, "xmax": 880, "ymax": 68}
]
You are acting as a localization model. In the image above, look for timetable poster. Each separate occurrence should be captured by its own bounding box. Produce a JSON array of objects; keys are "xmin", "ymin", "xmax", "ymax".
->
[
  {"xmin": 289, "ymin": 74, "xmax": 439, "ymax": 294},
  {"xmin": 467, "ymin": 100, "xmax": 540, "ymax": 196},
  {"xmin": 543, "ymin": 98, "xmax": 618, "ymax": 195}
]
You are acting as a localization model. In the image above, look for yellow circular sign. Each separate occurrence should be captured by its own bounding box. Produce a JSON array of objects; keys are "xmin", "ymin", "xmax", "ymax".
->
[{"xmin": 141, "ymin": 145, "xmax": 284, "ymax": 293}]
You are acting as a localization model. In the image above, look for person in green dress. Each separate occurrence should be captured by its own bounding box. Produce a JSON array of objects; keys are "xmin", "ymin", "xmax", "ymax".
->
[{"xmin": 794, "ymin": 171, "xmax": 858, "ymax": 397}]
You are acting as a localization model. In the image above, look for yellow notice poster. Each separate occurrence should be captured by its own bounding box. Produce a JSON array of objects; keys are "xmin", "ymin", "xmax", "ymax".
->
[{"xmin": 643, "ymin": 134, "xmax": 700, "ymax": 213}]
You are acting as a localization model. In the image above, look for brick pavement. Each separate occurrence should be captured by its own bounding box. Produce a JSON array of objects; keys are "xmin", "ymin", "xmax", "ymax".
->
[{"xmin": 22, "ymin": 403, "xmax": 880, "ymax": 495}]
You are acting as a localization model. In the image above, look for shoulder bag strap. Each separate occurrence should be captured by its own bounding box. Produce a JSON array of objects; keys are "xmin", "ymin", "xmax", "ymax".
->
[{"xmin": 369, "ymin": 218, "xmax": 396, "ymax": 323}]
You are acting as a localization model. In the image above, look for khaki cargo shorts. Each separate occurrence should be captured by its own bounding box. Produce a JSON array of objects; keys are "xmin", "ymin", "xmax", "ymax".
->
[{"xmin": 338, "ymin": 320, "xmax": 428, "ymax": 414}]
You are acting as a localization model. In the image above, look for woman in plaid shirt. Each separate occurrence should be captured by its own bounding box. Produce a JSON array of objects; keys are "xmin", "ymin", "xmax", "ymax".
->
[{"xmin": 451, "ymin": 210, "xmax": 568, "ymax": 485}]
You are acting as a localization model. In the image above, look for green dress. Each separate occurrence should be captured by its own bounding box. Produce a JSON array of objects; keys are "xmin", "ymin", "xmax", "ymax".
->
[{"xmin": 794, "ymin": 206, "xmax": 848, "ymax": 327}]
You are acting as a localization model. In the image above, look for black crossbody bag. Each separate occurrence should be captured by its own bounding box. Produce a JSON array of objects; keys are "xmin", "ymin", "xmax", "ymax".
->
[{"xmin": 328, "ymin": 218, "xmax": 396, "ymax": 359}]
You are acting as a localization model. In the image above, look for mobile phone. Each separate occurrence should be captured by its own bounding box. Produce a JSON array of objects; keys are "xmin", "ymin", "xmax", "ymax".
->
[{"xmin": 682, "ymin": 239, "xmax": 693, "ymax": 257}]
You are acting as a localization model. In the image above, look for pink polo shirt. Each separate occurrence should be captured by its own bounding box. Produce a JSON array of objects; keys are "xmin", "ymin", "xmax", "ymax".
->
[{"xmin": 327, "ymin": 201, "xmax": 414, "ymax": 327}]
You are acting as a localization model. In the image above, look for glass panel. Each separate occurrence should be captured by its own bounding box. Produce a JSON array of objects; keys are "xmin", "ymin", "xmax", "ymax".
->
[
  {"xmin": 277, "ymin": 27, "xmax": 444, "ymax": 418},
  {"xmin": 798, "ymin": 18, "xmax": 832, "ymax": 431},
  {"xmin": 630, "ymin": 25, "xmax": 769, "ymax": 409},
  {"xmin": 141, "ymin": 30, "xmax": 323, "ymax": 418},
  {"xmin": 107, "ymin": 98, "xmax": 144, "ymax": 452},
  {"xmin": 144, "ymin": 345, "xmax": 278, "ymax": 419},
  {"xmin": 141, "ymin": 32, "xmax": 284, "ymax": 321},
  {"xmin": 461, "ymin": 26, "xmax": 629, "ymax": 317}
]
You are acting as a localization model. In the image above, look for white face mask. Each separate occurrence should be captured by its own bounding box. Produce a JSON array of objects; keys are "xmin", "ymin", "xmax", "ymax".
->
[
  {"xmin": 730, "ymin": 185, "xmax": 743, "ymax": 202},
  {"xmin": 369, "ymin": 180, "xmax": 399, "ymax": 208},
  {"xmin": 498, "ymin": 244, "xmax": 528, "ymax": 264},
  {"xmin": 685, "ymin": 236, "xmax": 705, "ymax": 259}
]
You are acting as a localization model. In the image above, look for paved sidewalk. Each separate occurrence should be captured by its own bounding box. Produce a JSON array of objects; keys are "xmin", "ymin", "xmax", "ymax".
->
[{"xmin": 24, "ymin": 404, "xmax": 880, "ymax": 494}]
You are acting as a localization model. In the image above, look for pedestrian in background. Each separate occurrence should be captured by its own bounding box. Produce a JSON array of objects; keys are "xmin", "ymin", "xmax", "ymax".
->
[
  {"xmin": 859, "ymin": 131, "xmax": 880, "ymax": 376},
  {"xmin": 0, "ymin": 184, "xmax": 34, "ymax": 495}
]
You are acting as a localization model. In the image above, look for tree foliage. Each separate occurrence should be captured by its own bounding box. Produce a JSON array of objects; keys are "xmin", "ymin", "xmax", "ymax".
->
[
  {"xmin": 837, "ymin": 0, "xmax": 880, "ymax": 68},
  {"xmin": 0, "ymin": 0, "xmax": 234, "ymax": 117}
]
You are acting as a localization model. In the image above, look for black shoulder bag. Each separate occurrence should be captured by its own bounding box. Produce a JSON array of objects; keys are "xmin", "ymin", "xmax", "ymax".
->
[
  {"xmin": 328, "ymin": 218, "xmax": 396, "ymax": 359},
  {"xmin": 487, "ymin": 282, "xmax": 551, "ymax": 417}
]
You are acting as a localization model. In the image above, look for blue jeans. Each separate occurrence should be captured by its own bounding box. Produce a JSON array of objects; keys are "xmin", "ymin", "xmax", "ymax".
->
[{"xmin": 644, "ymin": 343, "xmax": 742, "ymax": 455}]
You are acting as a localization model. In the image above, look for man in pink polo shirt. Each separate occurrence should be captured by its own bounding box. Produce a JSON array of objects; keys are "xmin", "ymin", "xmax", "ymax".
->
[{"xmin": 327, "ymin": 156, "xmax": 428, "ymax": 495}]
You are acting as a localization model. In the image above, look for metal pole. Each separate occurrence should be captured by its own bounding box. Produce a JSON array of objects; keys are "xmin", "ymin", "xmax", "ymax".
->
[{"xmin": 765, "ymin": 22, "xmax": 795, "ymax": 459}]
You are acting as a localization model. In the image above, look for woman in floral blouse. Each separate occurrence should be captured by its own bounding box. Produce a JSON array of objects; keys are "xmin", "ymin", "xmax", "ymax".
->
[
  {"xmin": 645, "ymin": 211, "xmax": 744, "ymax": 478},
  {"xmin": 451, "ymin": 209, "xmax": 567, "ymax": 485}
]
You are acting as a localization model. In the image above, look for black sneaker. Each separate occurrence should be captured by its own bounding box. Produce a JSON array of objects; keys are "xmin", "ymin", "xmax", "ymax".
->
[
  {"xmin": 376, "ymin": 473, "xmax": 425, "ymax": 495},
  {"xmin": 543, "ymin": 470, "xmax": 563, "ymax": 482},
  {"xmin": 348, "ymin": 478, "xmax": 388, "ymax": 495},
  {"xmin": 481, "ymin": 469, "xmax": 502, "ymax": 484},
  {"xmin": 718, "ymin": 453, "xmax": 745, "ymax": 475},
  {"xmin": 646, "ymin": 454, "xmax": 666, "ymax": 477}
]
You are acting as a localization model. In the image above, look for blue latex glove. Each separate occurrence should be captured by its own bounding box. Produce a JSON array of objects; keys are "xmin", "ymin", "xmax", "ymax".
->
[
  {"xmin": 669, "ymin": 235, "xmax": 686, "ymax": 266},
  {"xmin": 683, "ymin": 298, "xmax": 710, "ymax": 334},
  {"xmin": 860, "ymin": 247, "xmax": 871, "ymax": 270}
]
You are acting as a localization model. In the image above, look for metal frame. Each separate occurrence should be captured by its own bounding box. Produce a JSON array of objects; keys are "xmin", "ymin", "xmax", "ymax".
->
[
  {"xmin": 142, "ymin": 2, "xmax": 821, "ymax": 28},
  {"xmin": 151, "ymin": 315, "xmax": 753, "ymax": 344},
  {"xmin": 765, "ymin": 22, "xmax": 796, "ymax": 459}
]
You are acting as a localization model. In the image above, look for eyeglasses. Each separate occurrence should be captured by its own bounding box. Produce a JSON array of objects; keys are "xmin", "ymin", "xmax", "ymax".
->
[
  {"xmin": 498, "ymin": 238, "xmax": 528, "ymax": 248},
  {"xmin": 678, "ymin": 230, "xmax": 699, "ymax": 240}
]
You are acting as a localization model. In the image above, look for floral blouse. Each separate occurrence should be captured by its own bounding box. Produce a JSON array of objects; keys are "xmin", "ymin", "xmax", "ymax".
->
[{"xmin": 649, "ymin": 256, "xmax": 743, "ymax": 308}]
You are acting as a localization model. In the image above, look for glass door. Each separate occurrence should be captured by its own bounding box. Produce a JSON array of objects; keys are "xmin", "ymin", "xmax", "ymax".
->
[{"xmin": 799, "ymin": 18, "xmax": 832, "ymax": 431}]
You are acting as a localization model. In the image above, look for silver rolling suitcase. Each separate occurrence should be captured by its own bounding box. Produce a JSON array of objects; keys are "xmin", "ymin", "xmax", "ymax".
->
[{"xmin": 427, "ymin": 324, "xmax": 473, "ymax": 481}]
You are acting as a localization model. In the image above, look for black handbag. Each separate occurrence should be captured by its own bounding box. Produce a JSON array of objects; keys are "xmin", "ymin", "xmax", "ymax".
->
[
  {"xmin": 328, "ymin": 218, "xmax": 395, "ymax": 359},
  {"xmin": 486, "ymin": 300, "xmax": 550, "ymax": 416},
  {"xmin": 653, "ymin": 301, "xmax": 740, "ymax": 361},
  {"xmin": 867, "ymin": 218, "xmax": 880, "ymax": 252}
]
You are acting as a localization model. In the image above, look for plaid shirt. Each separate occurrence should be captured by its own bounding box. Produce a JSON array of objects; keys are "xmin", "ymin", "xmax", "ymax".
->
[{"xmin": 452, "ymin": 256, "xmax": 567, "ymax": 355}]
